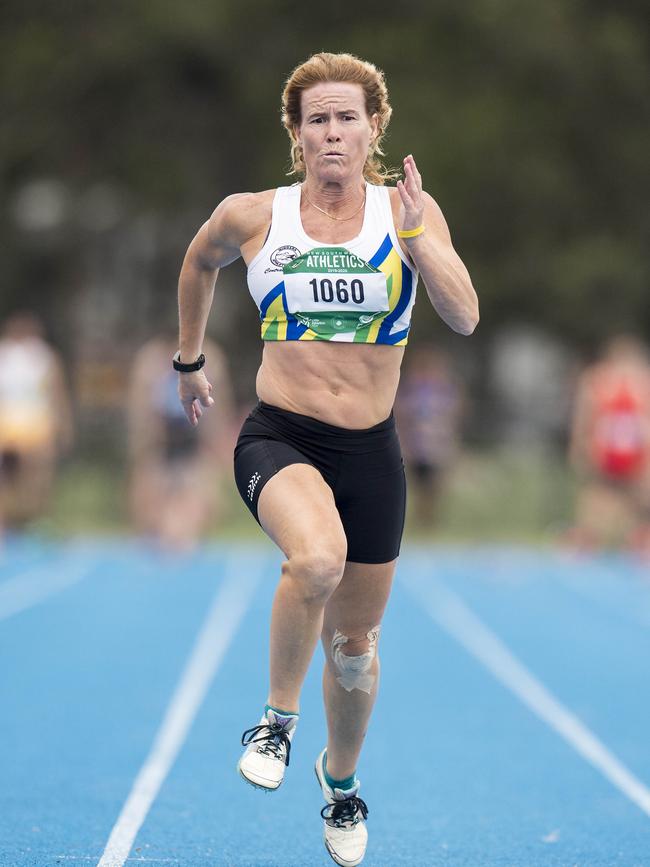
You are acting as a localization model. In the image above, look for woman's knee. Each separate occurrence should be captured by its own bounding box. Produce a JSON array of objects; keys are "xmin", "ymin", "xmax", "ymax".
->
[
  {"xmin": 283, "ymin": 543, "xmax": 347, "ymax": 603},
  {"xmin": 323, "ymin": 625, "xmax": 382, "ymax": 694},
  {"xmin": 323, "ymin": 623, "xmax": 382, "ymax": 658}
]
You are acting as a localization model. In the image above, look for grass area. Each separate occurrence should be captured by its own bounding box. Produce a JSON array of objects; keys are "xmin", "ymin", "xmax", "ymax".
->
[
  {"xmin": 425, "ymin": 446, "xmax": 575, "ymax": 544},
  {"xmin": 30, "ymin": 459, "xmax": 130, "ymax": 537},
  {"xmin": 34, "ymin": 448, "xmax": 575, "ymax": 545}
]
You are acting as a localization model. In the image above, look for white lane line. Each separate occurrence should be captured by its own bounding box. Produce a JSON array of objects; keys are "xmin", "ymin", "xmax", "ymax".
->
[
  {"xmin": 0, "ymin": 554, "xmax": 97, "ymax": 623},
  {"xmin": 56, "ymin": 857, "xmax": 178, "ymax": 863},
  {"xmin": 55, "ymin": 857, "xmax": 178, "ymax": 863},
  {"xmin": 96, "ymin": 553, "xmax": 265, "ymax": 867},
  {"xmin": 402, "ymin": 565, "xmax": 650, "ymax": 819}
]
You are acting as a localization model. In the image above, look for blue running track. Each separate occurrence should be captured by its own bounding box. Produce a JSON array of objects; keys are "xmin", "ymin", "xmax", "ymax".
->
[{"xmin": 0, "ymin": 538, "xmax": 649, "ymax": 866}]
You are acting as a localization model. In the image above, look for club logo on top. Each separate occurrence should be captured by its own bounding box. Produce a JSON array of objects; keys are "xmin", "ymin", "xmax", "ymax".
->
[{"xmin": 265, "ymin": 245, "xmax": 301, "ymax": 273}]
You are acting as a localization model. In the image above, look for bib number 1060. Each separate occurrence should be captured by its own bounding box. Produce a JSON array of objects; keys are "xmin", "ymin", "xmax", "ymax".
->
[{"xmin": 309, "ymin": 277, "xmax": 365, "ymax": 305}]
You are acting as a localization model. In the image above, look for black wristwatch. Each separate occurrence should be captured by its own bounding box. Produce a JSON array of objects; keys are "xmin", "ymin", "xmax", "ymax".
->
[{"xmin": 172, "ymin": 350, "xmax": 206, "ymax": 373}]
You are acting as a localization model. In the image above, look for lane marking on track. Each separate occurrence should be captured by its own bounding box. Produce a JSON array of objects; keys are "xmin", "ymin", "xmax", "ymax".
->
[
  {"xmin": 96, "ymin": 552, "xmax": 265, "ymax": 867},
  {"xmin": 402, "ymin": 564, "xmax": 650, "ymax": 819},
  {"xmin": 55, "ymin": 857, "xmax": 178, "ymax": 863},
  {"xmin": 0, "ymin": 552, "xmax": 97, "ymax": 623}
]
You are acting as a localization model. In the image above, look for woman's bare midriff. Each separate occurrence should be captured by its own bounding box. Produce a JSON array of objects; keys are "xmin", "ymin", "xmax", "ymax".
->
[{"xmin": 256, "ymin": 341, "xmax": 404, "ymax": 429}]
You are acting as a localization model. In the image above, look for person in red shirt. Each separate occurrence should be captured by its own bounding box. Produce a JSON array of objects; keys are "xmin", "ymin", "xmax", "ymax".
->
[{"xmin": 567, "ymin": 335, "xmax": 650, "ymax": 552}]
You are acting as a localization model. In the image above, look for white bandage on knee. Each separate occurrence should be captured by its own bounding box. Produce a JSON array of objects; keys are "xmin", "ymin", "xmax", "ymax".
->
[{"xmin": 330, "ymin": 626, "xmax": 381, "ymax": 694}]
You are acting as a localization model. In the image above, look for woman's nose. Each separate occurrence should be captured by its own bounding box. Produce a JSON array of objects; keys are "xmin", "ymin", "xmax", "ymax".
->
[{"xmin": 325, "ymin": 122, "xmax": 342, "ymax": 140}]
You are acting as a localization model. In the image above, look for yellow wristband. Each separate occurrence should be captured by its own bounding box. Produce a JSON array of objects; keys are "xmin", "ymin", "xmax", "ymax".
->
[{"xmin": 397, "ymin": 225, "xmax": 425, "ymax": 239}]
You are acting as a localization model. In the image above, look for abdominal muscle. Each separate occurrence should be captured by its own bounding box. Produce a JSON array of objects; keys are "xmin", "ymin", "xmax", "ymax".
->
[{"xmin": 256, "ymin": 340, "xmax": 404, "ymax": 429}]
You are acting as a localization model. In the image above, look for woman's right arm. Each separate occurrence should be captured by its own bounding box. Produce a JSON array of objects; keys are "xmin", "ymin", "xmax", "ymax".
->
[
  {"xmin": 177, "ymin": 195, "xmax": 249, "ymax": 425},
  {"xmin": 178, "ymin": 195, "xmax": 246, "ymax": 364}
]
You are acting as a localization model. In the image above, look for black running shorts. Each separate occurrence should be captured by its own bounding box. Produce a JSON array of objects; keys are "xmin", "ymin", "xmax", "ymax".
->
[{"xmin": 233, "ymin": 401, "xmax": 407, "ymax": 564}]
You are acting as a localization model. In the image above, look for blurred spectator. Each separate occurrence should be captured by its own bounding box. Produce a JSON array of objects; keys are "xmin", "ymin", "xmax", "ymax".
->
[
  {"xmin": 0, "ymin": 312, "xmax": 73, "ymax": 535},
  {"xmin": 567, "ymin": 335, "xmax": 650, "ymax": 553},
  {"xmin": 490, "ymin": 325, "xmax": 574, "ymax": 446},
  {"xmin": 127, "ymin": 334, "xmax": 234, "ymax": 551},
  {"xmin": 396, "ymin": 345, "xmax": 464, "ymax": 528}
]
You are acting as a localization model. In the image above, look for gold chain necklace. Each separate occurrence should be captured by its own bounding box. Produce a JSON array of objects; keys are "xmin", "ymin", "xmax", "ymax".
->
[{"xmin": 302, "ymin": 186, "xmax": 366, "ymax": 222}]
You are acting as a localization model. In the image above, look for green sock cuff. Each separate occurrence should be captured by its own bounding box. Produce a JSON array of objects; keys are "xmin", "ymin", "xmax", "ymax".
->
[
  {"xmin": 324, "ymin": 751, "xmax": 357, "ymax": 791},
  {"xmin": 265, "ymin": 704, "xmax": 299, "ymax": 717}
]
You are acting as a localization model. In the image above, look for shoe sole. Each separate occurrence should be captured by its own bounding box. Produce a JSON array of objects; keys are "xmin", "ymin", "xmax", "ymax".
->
[
  {"xmin": 237, "ymin": 760, "xmax": 282, "ymax": 793},
  {"xmin": 323, "ymin": 838, "xmax": 363, "ymax": 867}
]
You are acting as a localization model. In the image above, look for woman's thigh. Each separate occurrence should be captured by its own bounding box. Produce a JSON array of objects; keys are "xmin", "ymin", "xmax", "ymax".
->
[
  {"xmin": 257, "ymin": 462, "xmax": 347, "ymax": 561},
  {"xmin": 335, "ymin": 448, "xmax": 406, "ymax": 566}
]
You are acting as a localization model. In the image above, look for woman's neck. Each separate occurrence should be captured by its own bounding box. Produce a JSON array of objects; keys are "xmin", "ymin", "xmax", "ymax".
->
[{"xmin": 301, "ymin": 177, "xmax": 366, "ymax": 217}]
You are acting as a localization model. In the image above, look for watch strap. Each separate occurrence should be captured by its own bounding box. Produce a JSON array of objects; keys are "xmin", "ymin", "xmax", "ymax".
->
[{"xmin": 172, "ymin": 350, "xmax": 206, "ymax": 372}]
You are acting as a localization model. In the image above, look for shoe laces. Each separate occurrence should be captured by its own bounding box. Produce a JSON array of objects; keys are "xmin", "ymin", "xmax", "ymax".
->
[
  {"xmin": 241, "ymin": 723, "xmax": 292, "ymax": 766},
  {"xmin": 320, "ymin": 795, "xmax": 369, "ymax": 828}
]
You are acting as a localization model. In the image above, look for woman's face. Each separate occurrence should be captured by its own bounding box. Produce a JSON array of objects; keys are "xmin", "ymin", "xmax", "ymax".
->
[{"xmin": 296, "ymin": 81, "xmax": 378, "ymax": 184}]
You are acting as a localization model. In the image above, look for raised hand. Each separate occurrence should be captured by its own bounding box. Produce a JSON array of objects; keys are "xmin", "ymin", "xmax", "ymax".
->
[{"xmin": 396, "ymin": 154, "xmax": 425, "ymax": 233}]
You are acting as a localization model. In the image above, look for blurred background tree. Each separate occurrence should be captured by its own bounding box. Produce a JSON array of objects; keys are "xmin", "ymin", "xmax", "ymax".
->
[
  {"xmin": 3, "ymin": 0, "xmax": 647, "ymax": 339},
  {"xmin": 1, "ymin": 0, "xmax": 648, "ymax": 537}
]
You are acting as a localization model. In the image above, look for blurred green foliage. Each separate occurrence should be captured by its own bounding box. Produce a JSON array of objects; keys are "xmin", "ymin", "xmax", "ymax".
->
[
  {"xmin": 2, "ymin": 0, "xmax": 648, "ymax": 348},
  {"xmin": 40, "ymin": 447, "xmax": 574, "ymax": 544}
]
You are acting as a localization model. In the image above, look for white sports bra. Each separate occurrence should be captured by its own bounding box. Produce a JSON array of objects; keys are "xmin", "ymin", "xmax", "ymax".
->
[{"xmin": 246, "ymin": 183, "xmax": 418, "ymax": 345}]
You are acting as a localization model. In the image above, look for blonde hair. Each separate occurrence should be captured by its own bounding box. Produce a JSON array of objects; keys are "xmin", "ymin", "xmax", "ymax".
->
[{"xmin": 281, "ymin": 52, "xmax": 398, "ymax": 185}]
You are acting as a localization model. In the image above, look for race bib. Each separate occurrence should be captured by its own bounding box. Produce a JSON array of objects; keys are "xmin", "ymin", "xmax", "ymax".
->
[{"xmin": 283, "ymin": 247, "xmax": 389, "ymax": 336}]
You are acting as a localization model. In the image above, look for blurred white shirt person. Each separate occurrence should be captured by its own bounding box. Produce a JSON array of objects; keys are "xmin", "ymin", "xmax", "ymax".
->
[{"xmin": 0, "ymin": 312, "xmax": 72, "ymax": 534}]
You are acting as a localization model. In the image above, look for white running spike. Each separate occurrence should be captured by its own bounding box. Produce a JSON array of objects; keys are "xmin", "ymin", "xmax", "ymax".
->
[
  {"xmin": 315, "ymin": 748, "xmax": 368, "ymax": 866},
  {"xmin": 238, "ymin": 709, "xmax": 298, "ymax": 791}
]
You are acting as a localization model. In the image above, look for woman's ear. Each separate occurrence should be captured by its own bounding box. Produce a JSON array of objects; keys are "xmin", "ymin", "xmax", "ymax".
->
[{"xmin": 370, "ymin": 113, "xmax": 379, "ymax": 142}]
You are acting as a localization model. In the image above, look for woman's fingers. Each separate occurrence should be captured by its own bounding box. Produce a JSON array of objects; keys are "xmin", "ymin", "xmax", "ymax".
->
[
  {"xmin": 181, "ymin": 396, "xmax": 197, "ymax": 425},
  {"xmin": 404, "ymin": 157, "xmax": 421, "ymax": 198},
  {"xmin": 398, "ymin": 155, "xmax": 425, "ymax": 235},
  {"xmin": 180, "ymin": 394, "xmax": 205, "ymax": 425},
  {"xmin": 403, "ymin": 156, "xmax": 423, "ymax": 203},
  {"xmin": 405, "ymin": 171, "xmax": 418, "ymax": 201},
  {"xmin": 396, "ymin": 179, "xmax": 413, "ymax": 208},
  {"xmin": 406, "ymin": 154, "xmax": 422, "ymax": 190},
  {"xmin": 178, "ymin": 372, "xmax": 214, "ymax": 424},
  {"xmin": 400, "ymin": 156, "xmax": 423, "ymax": 204},
  {"xmin": 199, "ymin": 387, "xmax": 214, "ymax": 408}
]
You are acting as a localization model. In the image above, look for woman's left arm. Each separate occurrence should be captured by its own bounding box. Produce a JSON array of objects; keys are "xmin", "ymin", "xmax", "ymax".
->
[{"xmin": 397, "ymin": 155, "xmax": 479, "ymax": 336}]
